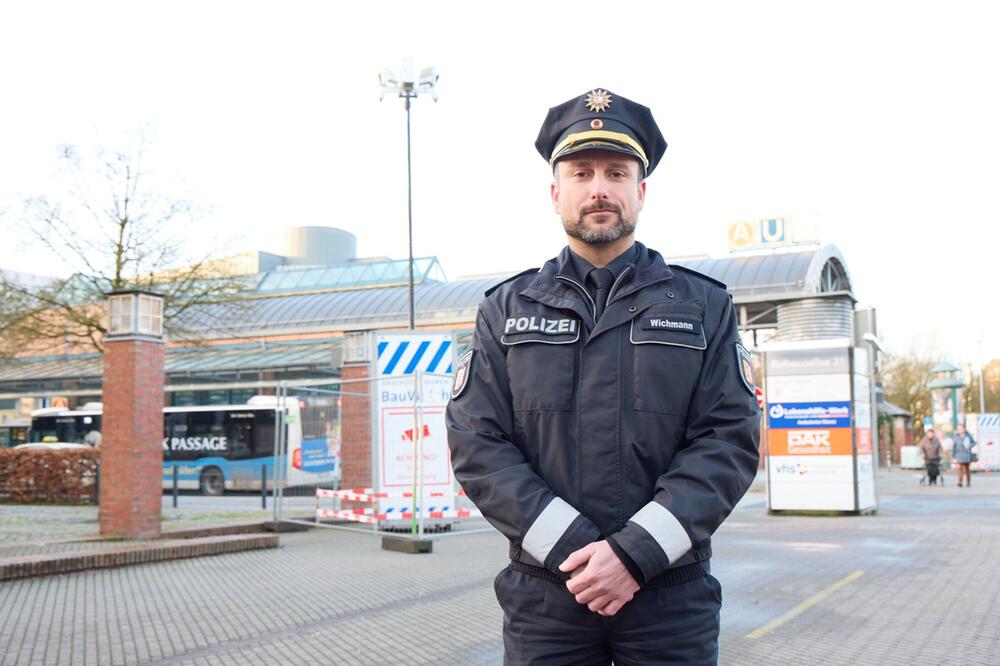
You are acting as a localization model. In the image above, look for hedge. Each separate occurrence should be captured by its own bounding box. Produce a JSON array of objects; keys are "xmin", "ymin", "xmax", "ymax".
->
[{"xmin": 0, "ymin": 449, "xmax": 99, "ymax": 504}]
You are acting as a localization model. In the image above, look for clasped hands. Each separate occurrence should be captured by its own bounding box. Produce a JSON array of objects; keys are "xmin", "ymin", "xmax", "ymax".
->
[{"xmin": 558, "ymin": 540, "xmax": 639, "ymax": 617}]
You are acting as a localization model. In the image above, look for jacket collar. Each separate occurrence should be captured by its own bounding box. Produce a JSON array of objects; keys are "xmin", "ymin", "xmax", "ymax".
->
[
  {"xmin": 543, "ymin": 241, "xmax": 673, "ymax": 286},
  {"xmin": 518, "ymin": 241, "xmax": 675, "ymax": 336}
]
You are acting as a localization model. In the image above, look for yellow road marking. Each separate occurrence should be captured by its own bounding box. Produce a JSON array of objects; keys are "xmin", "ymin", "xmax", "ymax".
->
[{"xmin": 746, "ymin": 570, "xmax": 865, "ymax": 640}]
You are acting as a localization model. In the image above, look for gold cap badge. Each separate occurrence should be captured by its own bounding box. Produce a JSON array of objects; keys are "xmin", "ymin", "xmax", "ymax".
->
[{"xmin": 584, "ymin": 89, "xmax": 612, "ymax": 113}]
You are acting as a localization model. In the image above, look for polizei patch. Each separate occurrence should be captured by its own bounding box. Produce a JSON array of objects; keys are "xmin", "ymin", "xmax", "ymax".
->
[
  {"xmin": 503, "ymin": 316, "xmax": 579, "ymax": 335},
  {"xmin": 451, "ymin": 349, "xmax": 474, "ymax": 400},
  {"xmin": 641, "ymin": 317, "xmax": 701, "ymax": 334},
  {"xmin": 736, "ymin": 342, "xmax": 755, "ymax": 395}
]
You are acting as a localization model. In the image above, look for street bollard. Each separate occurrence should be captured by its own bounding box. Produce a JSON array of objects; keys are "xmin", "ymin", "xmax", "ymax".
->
[
  {"xmin": 261, "ymin": 464, "xmax": 267, "ymax": 510},
  {"xmin": 172, "ymin": 465, "xmax": 179, "ymax": 508}
]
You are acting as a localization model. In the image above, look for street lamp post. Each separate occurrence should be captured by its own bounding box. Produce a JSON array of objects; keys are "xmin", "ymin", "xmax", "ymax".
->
[{"xmin": 379, "ymin": 59, "xmax": 439, "ymax": 330}]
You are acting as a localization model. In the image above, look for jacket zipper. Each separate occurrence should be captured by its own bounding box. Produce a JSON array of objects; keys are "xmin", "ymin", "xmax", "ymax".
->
[
  {"xmin": 605, "ymin": 264, "xmax": 634, "ymax": 308},
  {"xmin": 540, "ymin": 275, "xmax": 590, "ymax": 504},
  {"xmin": 555, "ymin": 275, "xmax": 597, "ymax": 322}
]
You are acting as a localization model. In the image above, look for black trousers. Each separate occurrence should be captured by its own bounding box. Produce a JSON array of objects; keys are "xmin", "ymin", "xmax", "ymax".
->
[{"xmin": 494, "ymin": 566, "xmax": 721, "ymax": 665}]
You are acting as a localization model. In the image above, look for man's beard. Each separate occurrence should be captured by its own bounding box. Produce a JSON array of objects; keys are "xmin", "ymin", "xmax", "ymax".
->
[{"xmin": 562, "ymin": 204, "xmax": 636, "ymax": 245}]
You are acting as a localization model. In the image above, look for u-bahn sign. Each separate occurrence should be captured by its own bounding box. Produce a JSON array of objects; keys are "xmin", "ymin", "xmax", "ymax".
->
[{"xmin": 728, "ymin": 217, "xmax": 821, "ymax": 251}]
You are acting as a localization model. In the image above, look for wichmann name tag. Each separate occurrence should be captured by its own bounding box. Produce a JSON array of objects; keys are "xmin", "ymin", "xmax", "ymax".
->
[{"xmin": 641, "ymin": 317, "xmax": 701, "ymax": 334}]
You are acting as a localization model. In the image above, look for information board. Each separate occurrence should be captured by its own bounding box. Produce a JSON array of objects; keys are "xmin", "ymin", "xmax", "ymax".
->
[
  {"xmin": 762, "ymin": 340, "xmax": 876, "ymax": 512},
  {"xmin": 371, "ymin": 333, "xmax": 456, "ymax": 506}
]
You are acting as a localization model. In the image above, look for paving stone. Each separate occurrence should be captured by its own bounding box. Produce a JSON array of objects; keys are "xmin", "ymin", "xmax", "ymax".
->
[{"xmin": 0, "ymin": 470, "xmax": 997, "ymax": 664}]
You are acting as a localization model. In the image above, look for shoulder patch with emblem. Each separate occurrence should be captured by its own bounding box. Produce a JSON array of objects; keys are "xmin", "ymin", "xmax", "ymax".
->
[
  {"xmin": 451, "ymin": 349, "xmax": 474, "ymax": 400},
  {"xmin": 736, "ymin": 342, "xmax": 755, "ymax": 395}
]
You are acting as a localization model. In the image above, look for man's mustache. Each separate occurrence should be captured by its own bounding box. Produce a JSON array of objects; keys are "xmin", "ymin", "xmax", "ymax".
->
[{"xmin": 582, "ymin": 203, "xmax": 621, "ymax": 215}]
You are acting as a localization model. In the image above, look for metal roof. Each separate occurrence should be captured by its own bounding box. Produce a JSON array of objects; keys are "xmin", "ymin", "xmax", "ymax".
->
[
  {"xmin": 880, "ymin": 401, "xmax": 913, "ymax": 418},
  {"xmin": 178, "ymin": 278, "xmax": 494, "ymax": 337},
  {"xmin": 678, "ymin": 245, "xmax": 852, "ymax": 303},
  {"xmin": 0, "ymin": 353, "xmax": 102, "ymax": 383},
  {"xmin": 0, "ymin": 339, "xmax": 342, "ymax": 383},
  {"xmin": 176, "ymin": 245, "xmax": 852, "ymax": 337}
]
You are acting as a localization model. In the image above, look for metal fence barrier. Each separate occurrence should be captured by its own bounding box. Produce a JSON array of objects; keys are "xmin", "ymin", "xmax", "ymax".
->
[{"xmin": 273, "ymin": 374, "xmax": 494, "ymax": 540}]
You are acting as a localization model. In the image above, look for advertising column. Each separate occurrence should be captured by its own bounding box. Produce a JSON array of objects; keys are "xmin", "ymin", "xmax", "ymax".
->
[{"xmin": 763, "ymin": 340, "xmax": 867, "ymax": 511}]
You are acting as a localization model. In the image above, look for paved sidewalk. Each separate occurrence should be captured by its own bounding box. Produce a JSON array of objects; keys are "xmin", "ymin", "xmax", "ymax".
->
[
  {"xmin": 1, "ymin": 469, "xmax": 998, "ymax": 665},
  {"xmin": 0, "ymin": 495, "xmax": 319, "ymax": 551}
]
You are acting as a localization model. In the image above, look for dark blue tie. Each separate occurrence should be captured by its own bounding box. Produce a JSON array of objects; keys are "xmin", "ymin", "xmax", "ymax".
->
[{"xmin": 587, "ymin": 268, "xmax": 615, "ymax": 321}]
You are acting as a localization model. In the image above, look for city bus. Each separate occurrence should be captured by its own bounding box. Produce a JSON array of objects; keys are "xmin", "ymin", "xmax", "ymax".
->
[
  {"xmin": 29, "ymin": 396, "xmax": 339, "ymax": 495},
  {"xmin": 0, "ymin": 420, "xmax": 30, "ymax": 448}
]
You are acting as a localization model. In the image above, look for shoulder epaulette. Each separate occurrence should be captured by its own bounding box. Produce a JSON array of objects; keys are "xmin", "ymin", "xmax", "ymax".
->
[
  {"xmin": 669, "ymin": 264, "xmax": 728, "ymax": 291},
  {"xmin": 485, "ymin": 267, "xmax": 540, "ymax": 297}
]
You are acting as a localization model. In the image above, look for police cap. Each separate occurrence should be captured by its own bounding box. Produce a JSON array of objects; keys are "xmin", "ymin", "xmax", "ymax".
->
[{"xmin": 535, "ymin": 89, "xmax": 668, "ymax": 177}]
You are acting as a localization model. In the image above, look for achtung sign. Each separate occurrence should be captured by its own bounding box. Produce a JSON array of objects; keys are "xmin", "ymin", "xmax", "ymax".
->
[{"xmin": 728, "ymin": 217, "xmax": 820, "ymax": 251}]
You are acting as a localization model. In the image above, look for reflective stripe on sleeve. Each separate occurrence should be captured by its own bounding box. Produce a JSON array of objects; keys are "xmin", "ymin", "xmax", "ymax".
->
[
  {"xmin": 629, "ymin": 502, "xmax": 692, "ymax": 564},
  {"xmin": 521, "ymin": 497, "xmax": 580, "ymax": 564}
]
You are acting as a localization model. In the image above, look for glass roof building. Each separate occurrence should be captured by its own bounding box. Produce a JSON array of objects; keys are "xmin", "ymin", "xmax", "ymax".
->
[{"xmin": 0, "ymin": 230, "xmax": 857, "ymax": 407}]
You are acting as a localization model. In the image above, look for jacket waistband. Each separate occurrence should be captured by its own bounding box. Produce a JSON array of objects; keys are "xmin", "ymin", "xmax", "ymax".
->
[{"xmin": 509, "ymin": 559, "xmax": 709, "ymax": 589}]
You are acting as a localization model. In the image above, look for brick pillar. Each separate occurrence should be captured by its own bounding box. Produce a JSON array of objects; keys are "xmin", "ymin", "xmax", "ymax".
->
[
  {"xmin": 99, "ymin": 337, "xmax": 164, "ymax": 538},
  {"xmin": 340, "ymin": 363, "xmax": 372, "ymax": 491}
]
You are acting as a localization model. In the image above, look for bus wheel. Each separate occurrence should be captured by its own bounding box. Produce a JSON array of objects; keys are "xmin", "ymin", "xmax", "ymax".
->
[{"xmin": 199, "ymin": 468, "xmax": 224, "ymax": 496}]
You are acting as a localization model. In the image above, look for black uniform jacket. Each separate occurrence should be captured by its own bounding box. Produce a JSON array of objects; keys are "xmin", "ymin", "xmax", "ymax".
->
[{"xmin": 446, "ymin": 242, "xmax": 760, "ymax": 585}]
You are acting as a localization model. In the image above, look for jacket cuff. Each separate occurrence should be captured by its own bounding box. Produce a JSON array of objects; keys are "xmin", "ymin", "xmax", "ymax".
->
[
  {"xmin": 522, "ymin": 497, "xmax": 601, "ymax": 575},
  {"xmin": 611, "ymin": 501, "xmax": 692, "ymax": 582},
  {"xmin": 606, "ymin": 535, "xmax": 645, "ymax": 586}
]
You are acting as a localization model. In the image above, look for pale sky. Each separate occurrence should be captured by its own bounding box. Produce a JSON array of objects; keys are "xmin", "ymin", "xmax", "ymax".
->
[{"xmin": 1, "ymin": 1, "xmax": 998, "ymax": 364}]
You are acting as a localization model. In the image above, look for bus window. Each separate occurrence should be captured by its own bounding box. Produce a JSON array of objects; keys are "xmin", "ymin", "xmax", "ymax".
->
[
  {"xmin": 162, "ymin": 410, "xmax": 265, "ymax": 462},
  {"xmin": 164, "ymin": 410, "xmax": 229, "ymax": 461},
  {"xmin": 253, "ymin": 412, "xmax": 276, "ymax": 458},
  {"xmin": 1, "ymin": 425, "xmax": 28, "ymax": 447},
  {"xmin": 30, "ymin": 415, "xmax": 98, "ymax": 443},
  {"xmin": 223, "ymin": 411, "xmax": 255, "ymax": 460}
]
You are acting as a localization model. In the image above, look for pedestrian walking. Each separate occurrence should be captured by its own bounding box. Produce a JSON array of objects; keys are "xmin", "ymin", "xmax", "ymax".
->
[
  {"xmin": 952, "ymin": 423, "xmax": 977, "ymax": 487},
  {"xmin": 918, "ymin": 427, "xmax": 944, "ymax": 485},
  {"xmin": 446, "ymin": 88, "xmax": 761, "ymax": 665}
]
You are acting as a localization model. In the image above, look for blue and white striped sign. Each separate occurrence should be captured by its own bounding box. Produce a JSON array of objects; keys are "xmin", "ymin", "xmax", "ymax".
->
[{"xmin": 376, "ymin": 335, "xmax": 453, "ymax": 377}]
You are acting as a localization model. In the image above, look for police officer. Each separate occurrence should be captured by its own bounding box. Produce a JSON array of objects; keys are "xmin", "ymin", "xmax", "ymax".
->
[{"xmin": 446, "ymin": 89, "xmax": 760, "ymax": 665}]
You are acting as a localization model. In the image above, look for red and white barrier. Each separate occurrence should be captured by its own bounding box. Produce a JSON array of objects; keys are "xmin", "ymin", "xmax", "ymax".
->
[
  {"xmin": 314, "ymin": 487, "xmax": 480, "ymax": 525},
  {"xmin": 315, "ymin": 488, "xmax": 465, "ymax": 503},
  {"xmin": 316, "ymin": 507, "xmax": 480, "ymax": 524}
]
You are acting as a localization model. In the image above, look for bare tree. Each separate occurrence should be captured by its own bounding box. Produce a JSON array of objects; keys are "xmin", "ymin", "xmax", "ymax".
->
[
  {"xmin": 0, "ymin": 134, "xmax": 248, "ymax": 358},
  {"xmin": 962, "ymin": 367, "xmax": 1000, "ymax": 415},
  {"xmin": 878, "ymin": 347, "xmax": 943, "ymax": 436}
]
